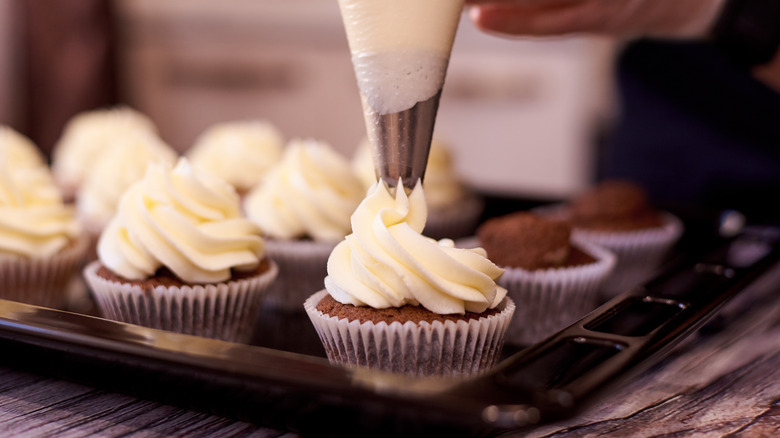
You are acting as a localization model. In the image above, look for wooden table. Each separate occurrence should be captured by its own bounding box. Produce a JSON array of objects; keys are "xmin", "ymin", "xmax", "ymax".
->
[{"xmin": 1, "ymin": 265, "xmax": 778, "ymax": 437}]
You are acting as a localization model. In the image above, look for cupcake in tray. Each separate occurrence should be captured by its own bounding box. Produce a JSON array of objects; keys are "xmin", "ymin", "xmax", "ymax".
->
[
  {"xmin": 547, "ymin": 179, "xmax": 684, "ymax": 299},
  {"xmin": 476, "ymin": 212, "xmax": 615, "ymax": 346},
  {"xmin": 0, "ymin": 127, "xmax": 89, "ymax": 308},
  {"xmin": 76, "ymin": 130, "xmax": 178, "ymax": 261},
  {"xmin": 83, "ymin": 158, "xmax": 277, "ymax": 343},
  {"xmin": 244, "ymin": 139, "xmax": 365, "ymax": 312},
  {"xmin": 352, "ymin": 138, "xmax": 484, "ymax": 240},
  {"xmin": 186, "ymin": 119, "xmax": 284, "ymax": 197},
  {"xmin": 304, "ymin": 180, "xmax": 514, "ymax": 378},
  {"xmin": 52, "ymin": 106, "xmax": 158, "ymax": 202}
]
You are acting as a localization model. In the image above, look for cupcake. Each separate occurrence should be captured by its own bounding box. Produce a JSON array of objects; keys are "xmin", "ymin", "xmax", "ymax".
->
[
  {"xmin": 562, "ymin": 179, "xmax": 683, "ymax": 299},
  {"xmin": 52, "ymin": 106, "xmax": 158, "ymax": 201},
  {"xmin": 244, "ymin": 139, "xmax": 364, "ymax": 312},
  {"xmin": 76, "ymin": 130, "xmax": 178, "ymax": 261},
  {"xmin": 0, "ymin": 132, "xmax": 89, "ymax": 308},
  {"xmin": 0, "ymin": 125, "xmax": 48, "ymax": 169},
  {"xmin": 476, "ymin": 212, "xmax": 615, "ymax": 346},
  {"xmin": 186, "ymin": 120, "xmax": 284, "ymax": 197},
  {"xmin": 304, "ymin": 180, "xmax": 515, "ymax": 377},
  {"xmin": 352, "ymin": 138, "xmax": 483, "ymax": 240},
  {"xmin": 83, "ymin": 158, "xmax": 278, "ymax": 342}
]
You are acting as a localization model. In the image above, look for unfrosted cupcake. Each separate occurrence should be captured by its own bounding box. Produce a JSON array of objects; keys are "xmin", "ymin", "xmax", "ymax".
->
[
  {"xmin": 304, "ymin": 180, "xmax": 515, "ymax": 377},
  {"xmin": 186, "ymin": 120, "xmax": 284, "ymax": 196},
  {"xmin": 76, "ymin": 130, "xmax": 178, "ymax": 260},
  {"xmin": 0, "ymin": 133, "xmax": 88, "ymax": 308},
  {"xmin": 244, "ymin": 139, "xmax": 364, "ymax": 312},
  {"xmin": 52, "ymin": 106, "xmax": 157, "ymax": 201},
  {"xmin": 561, "ymin": 179, "xmax": 683, "ymax": 299},
  {"xmin": 352, "ymin": 138, "xmax": 483, "ymax": 240},
  {"xmin": 477, "ymin": 212, "xmax": 615, "ymax": 345},
  {"xmin": 83, "ymin": 158, "xmax": 278, "ymax": 342}
]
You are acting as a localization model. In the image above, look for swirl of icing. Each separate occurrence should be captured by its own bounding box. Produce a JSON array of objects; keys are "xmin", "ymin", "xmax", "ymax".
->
[
  {"xmin": 244, "ymin": 139, "xmax": 365, "ymax": 242},
  {"xmin": 52, "ymin": 107, "xmax": 157, "ymax": 194},
  {"xmin": 187, "ymin": 120, "xmax": 284, "ymax": 192},
  {"xmin": 78, "ymin": 131, "xmax": 178, "ymax": 230},
  {"xmin": 0, "ymin": 126, "xmax": 47, "ymax": 170},
  {"xmin": 325, "ymin": 180, "xmax": 506, "ymax": 315},
  {"xmin": 97, "ymin": 158, "xmax": 265, "ymax": 283},
  {"xmin": 0, "ymin": 149, "xmax": 81, "ymax": 258},
  {"xmin": 422, "ymin": 139, "xmax": 467, "ymax": 210}
]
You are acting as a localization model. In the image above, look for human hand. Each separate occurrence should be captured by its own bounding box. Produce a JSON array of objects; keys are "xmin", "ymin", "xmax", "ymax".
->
[{"xmin": 465, "ymin": 0, "xmax": 725, "ymax": 39}]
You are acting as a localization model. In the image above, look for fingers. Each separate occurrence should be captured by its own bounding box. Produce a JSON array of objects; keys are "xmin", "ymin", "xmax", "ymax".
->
[{"xmin": 469, "ymin": 2, "xmax": 601, "ymax": 36}]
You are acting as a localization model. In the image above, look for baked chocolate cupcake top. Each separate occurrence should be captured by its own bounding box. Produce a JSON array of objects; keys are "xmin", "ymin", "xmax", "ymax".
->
[
  {"xmin": 568, "ymin": 179, "xmax": 664, "ymax": 231},
  {"xmin": 477, "ymin": 212, "xmax": 593, "ymax": 270},
  {"xmin": 316, "ymin": 292, "xmax": 501, "ymax": 325}
]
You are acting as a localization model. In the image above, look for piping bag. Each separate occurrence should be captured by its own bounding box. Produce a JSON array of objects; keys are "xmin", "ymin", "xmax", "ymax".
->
[{"xmin": 337, "ymin": 0, "xmax": 465, "ymax": 191}]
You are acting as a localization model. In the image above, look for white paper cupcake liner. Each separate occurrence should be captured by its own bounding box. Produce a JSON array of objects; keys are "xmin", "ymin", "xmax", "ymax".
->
[
  {"xmin": 572, "ymin": 212, "xmax": 683, "ymax": 299},
  {"xmin": 0, "ymin": 232, "xmax": 90, "ymax": 309},
  {"xmin": 304, "ymin": 290, "xmax": 516, "ymax": 377},
  {"xmin": 83, "ymin": 259, "xmax": 278, "ymax": 343},
  {"xmin": 424, "ymin": 194, "xmax": 485, "ymax": 241},
  {"xmin": 498, "ymin": 240, "xmax": 616, "ymax": 346},
  {"xmin": 262, "ymin": 239, "xmax": 336, "ymax": 312}
]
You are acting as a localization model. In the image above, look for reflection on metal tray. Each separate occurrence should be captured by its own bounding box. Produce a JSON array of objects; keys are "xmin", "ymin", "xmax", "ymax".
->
[{"xmin": 0, "ymin": 224, "xmax": 778, "ymax": 436}]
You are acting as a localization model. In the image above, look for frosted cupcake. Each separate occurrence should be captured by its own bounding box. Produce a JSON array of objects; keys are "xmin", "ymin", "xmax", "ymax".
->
[
  {"xmin": 0, "ymin": 136, "xmax": 88, "ymax": 308},
  {"xmin": 352, "ymin": 138, "xmax": 483, "ymax": 240},
  {"xmin": 476, "ymin": 212, "xmax": 615, "ymax": 346},
  {"xmin": 83, "ymin": 158, "xmax": 278, "ymax": 342},
  {"xmin": 554, "ymin": 180, "xmax": 683, "ymax": 299},
  {"xmin": 0, "ymin": 125, "xmax": 48, "ymax": 169},
  {"xmin": 304, "ymin": 180, "xmax": 515, "ymax": 377},
  {"xmin": 76, "ymin": 131, "xmax": 178, "ymax": 260},
  {"xmin": 52, "ymin": 106, "xmax": 158, "ymax": 201},
  {"xmin": 186, "ymin": 120, "xmax": 284, "ymax": 196},
  {"xmin": 244, "ymin": 139, "xmax": 364, "ymax": 312}
]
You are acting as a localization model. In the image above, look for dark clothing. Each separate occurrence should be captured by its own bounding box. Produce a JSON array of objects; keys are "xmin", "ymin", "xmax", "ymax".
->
[{"xmin": 601, "ymin": 40, "xmax": 780, "ymax": 223}]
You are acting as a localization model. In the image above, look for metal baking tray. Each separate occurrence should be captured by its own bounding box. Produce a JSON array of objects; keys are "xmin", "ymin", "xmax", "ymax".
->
[{"xmin": 1, "ymin": 220, "xmax": 778, "ymax": 437}]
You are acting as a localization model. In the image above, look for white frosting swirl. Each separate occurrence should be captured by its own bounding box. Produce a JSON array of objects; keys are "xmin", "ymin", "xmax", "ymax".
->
[
  {"xmin": 97, "ymin": 158, "xmax": 265, "ymax": 283},
  {"xmin": 325, "ymin": 180, "xmax": 506, "ymax": 315},
  {"xmin": 187, "ymin": 120, "xmax": 284, "ymax": 192},
  {"xmin": 78, "ymin": 131, "xmax": 178, "ymax": 230},
  {"xmin": 423, "ymin": 139, "xmax": 467, "ymax": 210},
  {"xmin": 0, "ymin": 126, "xmax": 47, "ymax": 170},
  {"xmin": 0, "ymin": 148, "xmax": 81, "ymax": 258},
  {"xmin": 52, "ymin": 107, "xmax": 157, "ymax": 195},
  {"xmin": 244, "ymin": 139, "xmax": 364, "ymax": 242}
]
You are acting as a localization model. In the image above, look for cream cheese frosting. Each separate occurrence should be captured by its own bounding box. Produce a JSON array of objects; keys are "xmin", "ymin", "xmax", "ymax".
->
[
  {"xmin": 0, "ymin": 148, "xmax": 81, "ymax": 259},
  {"xmin": 52, "ymin": 107, "xmax": 158, "ymax": 195},
  {"xmin": 187, "ymin": 120, "xmax": 284, "ymax": 192},
  {"xmin": 97, "ymin": 158, "xmax": 265, "ymax": 283},
  {"xmin": 244, "ymin": 139, "xmax": 365, "ymax": 242},
  {"xmin": 325, "ymin": 180, "xmax": 506, "ymax": 315},
  {"xmin": 338, "ymin": 0, "xmax": 465, "ymax": 114},
  {"xmin": 78, "ymin": 131, "xmax": 178, "ymax": 230},
  {"xmin": 352, "ymin": 139, "xmax": 466, "ymax": 210},
  {"xmin": 0, "ymin": 126, "xmax": 47, "ymax": 170}
]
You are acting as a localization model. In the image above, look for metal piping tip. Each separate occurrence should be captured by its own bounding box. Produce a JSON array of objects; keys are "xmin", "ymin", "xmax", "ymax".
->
[{"xmin": 362, "ymin": 91, "xmax": 442, "ymax": 192}]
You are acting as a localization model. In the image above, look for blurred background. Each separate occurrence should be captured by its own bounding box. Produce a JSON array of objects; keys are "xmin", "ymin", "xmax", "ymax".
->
[{"xmin": 0, "ymin": 0, "xmax": 617, "ymax": 201}]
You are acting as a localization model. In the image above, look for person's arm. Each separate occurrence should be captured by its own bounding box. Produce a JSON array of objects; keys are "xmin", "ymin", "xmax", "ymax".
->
[{"xmin": 466, "ymin": 0, "xmax": 780, "ymax": 88}]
